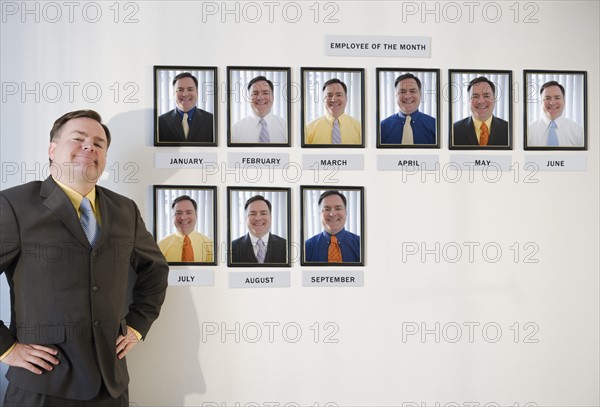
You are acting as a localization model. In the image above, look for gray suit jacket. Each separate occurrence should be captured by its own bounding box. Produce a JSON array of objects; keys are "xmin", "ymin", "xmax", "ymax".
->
[{"xmin": 0, "ymin": 177, "xmax": 169, "ymax": 399}]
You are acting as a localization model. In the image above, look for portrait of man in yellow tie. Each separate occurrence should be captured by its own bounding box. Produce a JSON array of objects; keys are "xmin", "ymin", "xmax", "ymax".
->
[
  {"xmin": 450, "ymin": 71, "xmax": 512, "ymax": 150},
  {"xmin": 302, "ymin": 188, "xmax": 364, "ymax": 266},
  {"xmin": 378, "ymin": 69, "xmax": 439, "ymax": 148},
  {"xmin": 154, "ymin": 188, "xmax": 216, "ymax": 264},
  {"xmin": 154, "ymin": 67, "xmax": 217, "ymax": 146}
]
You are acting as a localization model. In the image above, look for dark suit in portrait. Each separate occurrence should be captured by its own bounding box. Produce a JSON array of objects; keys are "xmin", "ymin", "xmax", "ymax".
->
[
  {"xmin": 231, "ymin": 233, "xmax": 287, "ymax": 264},
  {"xmin": 453, "ymin": 116, "xmax": 509, "ymax": 146},
  {"xmin": 0, "ymin": 177, "xmax": 169, "ymax": 400},
  {"xmin": 158, "ymin": 107, "xmax": 214, "ymax": 143}
]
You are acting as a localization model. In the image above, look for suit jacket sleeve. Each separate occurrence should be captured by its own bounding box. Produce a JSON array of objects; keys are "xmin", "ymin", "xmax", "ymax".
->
[
  {"xmin": 124, "ymin": 201, "xmax": 169, "ymax": 339},
  {"xmin": 0, "ymin": 192, "xmax": 20, "ymax": 354}
]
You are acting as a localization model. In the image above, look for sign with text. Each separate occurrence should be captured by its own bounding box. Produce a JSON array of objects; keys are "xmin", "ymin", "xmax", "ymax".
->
[{"xmin": 325, "ymin": 35, "xmax": 431, "ymax": 57}]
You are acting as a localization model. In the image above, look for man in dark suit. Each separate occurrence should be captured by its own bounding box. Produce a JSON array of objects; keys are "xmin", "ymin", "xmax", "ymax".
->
[
  {"xmin": 158, "ymin": 72, "xmax": 214, "ymax": 143},
  {"xmin": 452, "ymin": 76, "xmax": 509, "ymax": 147},
  {"xmin": 231, "ymin": 195, "xmax": 287, "ymax": 264},
  {"xmin": 0, "ymin": 110, "xmax": 169, "ymax": 405}
]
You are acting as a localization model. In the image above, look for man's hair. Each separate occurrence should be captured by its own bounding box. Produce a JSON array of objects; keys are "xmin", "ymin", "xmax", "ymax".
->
[
  {"xmin": 318, "ymin": 190, "xmax": 347, "ymax": 208},
  {"xmin": 172, "ymin": 195, "xmax": 197, "ymax": 212},
  {"xmin": 172, "ymin": 72, "xmax": 198, "ymax": 88},
  {"xmin": 322, "ymin": 78, "xmax": 347, "ymax": 94},
  {"xmin": 50, "ymin": 109, "xmax": 111, "ymax": 146},
  {"xmin": 247, "ymin": 76, "xmax": 274, "ymax": 92},
  {"xmin": 395, "ymin": 73, "xmax": 422, "ymax": 91},
  {"xmin": 540, "ymin": 80, "xmax": 565, "ymax": 96},
  {"xmin": 244, "ymin": 195, "xmax": 272, "ymax": 212},
  {"xmin": 467, "ymin": 76, "xmax": 496, "ymax": 95}
]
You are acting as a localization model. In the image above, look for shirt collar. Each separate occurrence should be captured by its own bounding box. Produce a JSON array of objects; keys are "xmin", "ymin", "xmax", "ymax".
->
[
  {"xmin": 249, "ymin": 232, "xmax": 270, "ymax": 245},
  {"xmin": 52, "ymin": 177, "xmax": 97, "ymax": 212}
]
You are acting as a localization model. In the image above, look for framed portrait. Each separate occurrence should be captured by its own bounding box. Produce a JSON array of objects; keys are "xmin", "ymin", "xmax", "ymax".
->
[
  {"xmin": 154, "ymin": 65, "xmax": 218, "ymax": 146},
  {"xmin": 301, "ymin": 68, "xmax": 365, "ymax": 148},
  {"xmin": 448, "ymin": 70, "xmax": 513, "ymax": 150},
  {"xmin": 227, "ymin": 187, "xmax": 291, "ymax": 267},
  {"xmin": 153, "ymin": 185, "xmax": 217, "ymax": 265},
  {"xmin": 227, "ymin": 66, "xmax": 291, "ymax": 147},
  {"xmin": 377, "ymin": 68, "xmax": 440, "ymax": 148},
  {"xmin": 524, "ymin": 70, "xmax": 587, "ymax": 150},
  {"xmin": 300, "ymin": 186, "xmax": 365, "ymax": 266}
]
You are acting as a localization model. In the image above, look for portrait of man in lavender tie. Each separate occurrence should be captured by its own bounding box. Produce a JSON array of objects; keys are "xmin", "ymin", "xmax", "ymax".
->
[
  {"xmin": 230, "ymin": 76, "xmax": 288, "ymax": 144},
  {"xmin": 228, "ymin": 189, "xmax": 290, "ymax": 267},
  {"xmin": 526, "ymin": 77, "xmax": 586, "ymax": 149},
  {"xmin": 302, "ymin": 68, "xmax": 365, "ymax": 148},
  {"xmin": 228, "ymin": 68, "xmax": 290, "ymax": 147}
]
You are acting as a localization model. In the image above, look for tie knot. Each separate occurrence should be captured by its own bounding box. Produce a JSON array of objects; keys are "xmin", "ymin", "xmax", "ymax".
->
[
  {"xmin": 330, "ymin": 235, "xmax": 338, "ymax": 244},
  {"xmin": 257, "ymin": 238, "xmax": 265, "ymax": 247},
  {"xmin": 184, "ymin": 235, "xmax": 191, "ymax": 243},
  {"xmin": 405, "ymin": 115, "xmax": 411, "ymax": 122},
  {"xmin": 183, "ymin": 112, "xmax": 188, "ymax": 120},
  {"xmin": 550, "ymin": 120, "xmax": 557, "ymax": 128},
  {"xmin": 259, "ymin": 118, "xmax": 266, "ymax": 126},
  {"xmin": 80, "ymin": 197, "xmax": 93, "ymax": 212}
]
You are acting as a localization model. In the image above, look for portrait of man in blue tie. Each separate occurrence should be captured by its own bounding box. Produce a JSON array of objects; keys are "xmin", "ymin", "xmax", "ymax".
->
[{"xmin": 526, "ymin": 78, "xmax": 586, "ymax": 149}]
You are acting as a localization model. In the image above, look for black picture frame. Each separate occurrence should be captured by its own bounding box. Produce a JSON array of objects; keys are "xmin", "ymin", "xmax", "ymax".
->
[
  {"xmin": 448, "ymin": 69, "xmax": 513, "ymax": 150},
  {"xmin": 523, "ymin": 70, "xmax": 587, "ymax": 150},
  {"xmin": 376, "ymin": 68, "xmax": 441, "ymax": 149},
  {"xmin": 153, "ymin": 185, "xmax": 217, "ymax": 266},
  {"xmin": 154, "ymin": 65, "xmax": 218, "ymax": 146},
  {"xmin": 301, "ymin": 67, "xmax": 365, "ymax": 148},
  {"xmin": 300, "ymin": 186, "xmax": 365, "ymax": 266},
  {"xmin": 227, "ymin": 187, "xmax": 292, "ymax": 267},
  {"xmin": 227, "ymin": 66, "xmax": 292, "ymax": 147}
]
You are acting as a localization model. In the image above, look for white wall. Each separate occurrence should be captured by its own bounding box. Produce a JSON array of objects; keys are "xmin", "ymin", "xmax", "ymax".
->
[{"xmin": 1, "ymin": 1, "xmax": 598, "ymax": 406}]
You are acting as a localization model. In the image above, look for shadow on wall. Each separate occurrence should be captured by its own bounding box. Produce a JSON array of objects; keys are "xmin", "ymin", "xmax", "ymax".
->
[{"xmin": 126, "ymin": 286, "xmax": 206, "ymax": 405}]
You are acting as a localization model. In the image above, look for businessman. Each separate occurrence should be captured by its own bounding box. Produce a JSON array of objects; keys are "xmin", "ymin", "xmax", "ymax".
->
[
  {"xmin": 158, "ymin": 72, "xmax": 214, "ymax": 143},
  {"xmin": 452, "ymin": 76, "xmax": 509, "ymax": 147},
  {"xmin": 231, "ymin": 195, "xmax": 287, "ymax": 264},
  {"xmin": 380, "ymin": 73, "xmax": 436, "ymax": 145},
  {"xmin": 304, "ymin": 190, "xmax": 361, "ymax": 263},
  {"xmin": 0, "ymin": 110, "xmax": 169, "ymax": 405}
]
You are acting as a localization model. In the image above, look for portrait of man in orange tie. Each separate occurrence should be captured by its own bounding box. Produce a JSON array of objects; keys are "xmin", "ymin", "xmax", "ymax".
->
[
  {"xmin": 155, "ymin": 192, "xmax": 215, "ymax": 264},
  {"xmin": 450, "ymin": 73, "xmax": 511, "ymax": 149},
  {"xmin": 302, "ymin": 188, "xmax": 364, "ymax": 266}
]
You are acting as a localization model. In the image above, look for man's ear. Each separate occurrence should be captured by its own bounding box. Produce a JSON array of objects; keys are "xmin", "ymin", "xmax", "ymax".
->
[{"xmin": 48, "ymin": 142, "xmax": 56, "ymax": 161}]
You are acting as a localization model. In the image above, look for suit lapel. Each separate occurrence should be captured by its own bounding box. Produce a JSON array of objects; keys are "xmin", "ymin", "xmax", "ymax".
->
[
  {"xmin": 40, "ymin": 177, "xmax": 90, "ymax": 248},
  {"xmin": 95, "ymin": 186, "xmax": 114, "ymax": 248},
  {"xmin": 168, "ymin": 110, "xmax": 186, "ymax": 141},
  {"xmin": 242, "ymin": 234, "xmax": 258, "ymax": 263},
  {"xmin": 467, "ymin": 118, "xmax": 479, "ymax": 145}
]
